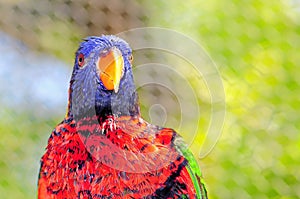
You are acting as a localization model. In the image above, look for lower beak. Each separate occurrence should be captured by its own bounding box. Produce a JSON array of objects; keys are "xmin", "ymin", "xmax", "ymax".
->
[{"xmin": 97, "ymin": 48, "xmax": 124, "ymax": 93}]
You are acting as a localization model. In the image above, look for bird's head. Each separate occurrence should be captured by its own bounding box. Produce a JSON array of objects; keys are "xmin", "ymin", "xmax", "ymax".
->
[{"xmin": 68, "ymin": 35, "xmax": 140, "ymax": 118}]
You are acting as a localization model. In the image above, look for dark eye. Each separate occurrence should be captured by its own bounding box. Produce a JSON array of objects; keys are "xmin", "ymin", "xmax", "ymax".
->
[
  {"xmin": 78, "ymin": 53, "xmax": 85, "ymax": 67},
  {"xmin": 128, "ymin": 55, "xmax": 133, "ymax": 63}
]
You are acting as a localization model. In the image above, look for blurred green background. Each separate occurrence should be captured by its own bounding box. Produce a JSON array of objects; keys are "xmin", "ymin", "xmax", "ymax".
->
[{"xmin": 1, "ymin": 0, "xmax": 300, "ymax": 198}]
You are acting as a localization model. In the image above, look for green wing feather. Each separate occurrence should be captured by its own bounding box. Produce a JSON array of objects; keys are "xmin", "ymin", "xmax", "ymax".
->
[{"xmin": 175, "ymin": 135, "xmax": 208, "ymax": 199}]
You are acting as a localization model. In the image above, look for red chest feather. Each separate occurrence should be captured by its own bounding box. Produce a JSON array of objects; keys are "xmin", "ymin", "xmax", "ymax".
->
[{"xmin": 38, "ymin": 116, "xmax": 198, "ymax": 198}]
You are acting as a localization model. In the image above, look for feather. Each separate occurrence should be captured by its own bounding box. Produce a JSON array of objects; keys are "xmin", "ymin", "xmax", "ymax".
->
[{"xmin": 38, "ymin": 35, "xmax": 208, "ymax": 198}]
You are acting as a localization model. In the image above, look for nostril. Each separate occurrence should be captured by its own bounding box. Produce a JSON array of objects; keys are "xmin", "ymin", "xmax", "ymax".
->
[{"xmin": 100, "ymin": 49, "xmax": 109, "ymax": 56}]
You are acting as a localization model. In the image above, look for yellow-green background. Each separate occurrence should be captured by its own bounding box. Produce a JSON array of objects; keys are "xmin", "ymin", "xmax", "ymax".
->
[{"xmin": 0, "ymin": 0, "xmax": 299, "ymax": 198}]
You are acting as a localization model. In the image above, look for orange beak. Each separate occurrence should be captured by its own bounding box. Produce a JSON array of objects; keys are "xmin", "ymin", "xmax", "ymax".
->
[{"xmin": 97, "ymin": 48, "xmax": 124, "ymax": 93}]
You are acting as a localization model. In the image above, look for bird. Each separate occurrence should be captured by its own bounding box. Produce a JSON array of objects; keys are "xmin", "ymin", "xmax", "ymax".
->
[{"xmin": 38, "ymin": 35, "xmax": 208, "ymax": 199}]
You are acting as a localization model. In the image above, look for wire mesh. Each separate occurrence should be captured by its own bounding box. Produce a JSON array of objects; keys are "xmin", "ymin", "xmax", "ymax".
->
[{"xmin": 0, "ymin": 0, "xmax": 300, "ymax": 199}]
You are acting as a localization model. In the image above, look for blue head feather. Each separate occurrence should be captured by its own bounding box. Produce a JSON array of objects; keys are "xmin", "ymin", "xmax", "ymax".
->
[{"xmin": 68, "ymin": 35, "xmax": 140, "ymax": 118}]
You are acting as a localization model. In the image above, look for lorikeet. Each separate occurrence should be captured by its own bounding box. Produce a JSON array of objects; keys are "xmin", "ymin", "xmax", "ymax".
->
[{"xmin": 38, "ymin": 35, "xmax": 208, "ymax": 199}]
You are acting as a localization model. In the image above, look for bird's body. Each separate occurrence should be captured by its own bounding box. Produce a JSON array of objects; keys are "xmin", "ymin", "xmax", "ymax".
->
[{"xmin": 38, "ymin": 35, "xmax": 207, "ymax": 198}]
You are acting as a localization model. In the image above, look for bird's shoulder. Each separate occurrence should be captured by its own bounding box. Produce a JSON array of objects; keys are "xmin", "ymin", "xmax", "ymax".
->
[{"xmin": 115, "ymin": 116, "xmax": 177, "ymax": 150}]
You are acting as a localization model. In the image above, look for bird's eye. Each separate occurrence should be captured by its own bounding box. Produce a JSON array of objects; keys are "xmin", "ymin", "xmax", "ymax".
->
[
  {"xmin": 128, "ymin": 55, "xmax": 133, "ymax": 64},
  {"xmin": 78, "ymin": 53, "xmax": 85, "ymax": 68}
]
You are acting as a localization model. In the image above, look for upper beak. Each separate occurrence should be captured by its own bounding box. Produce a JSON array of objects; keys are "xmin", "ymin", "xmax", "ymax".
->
[{"xmin": 97, "ymin": 48, "xmax": 124, "ymax": 93}]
